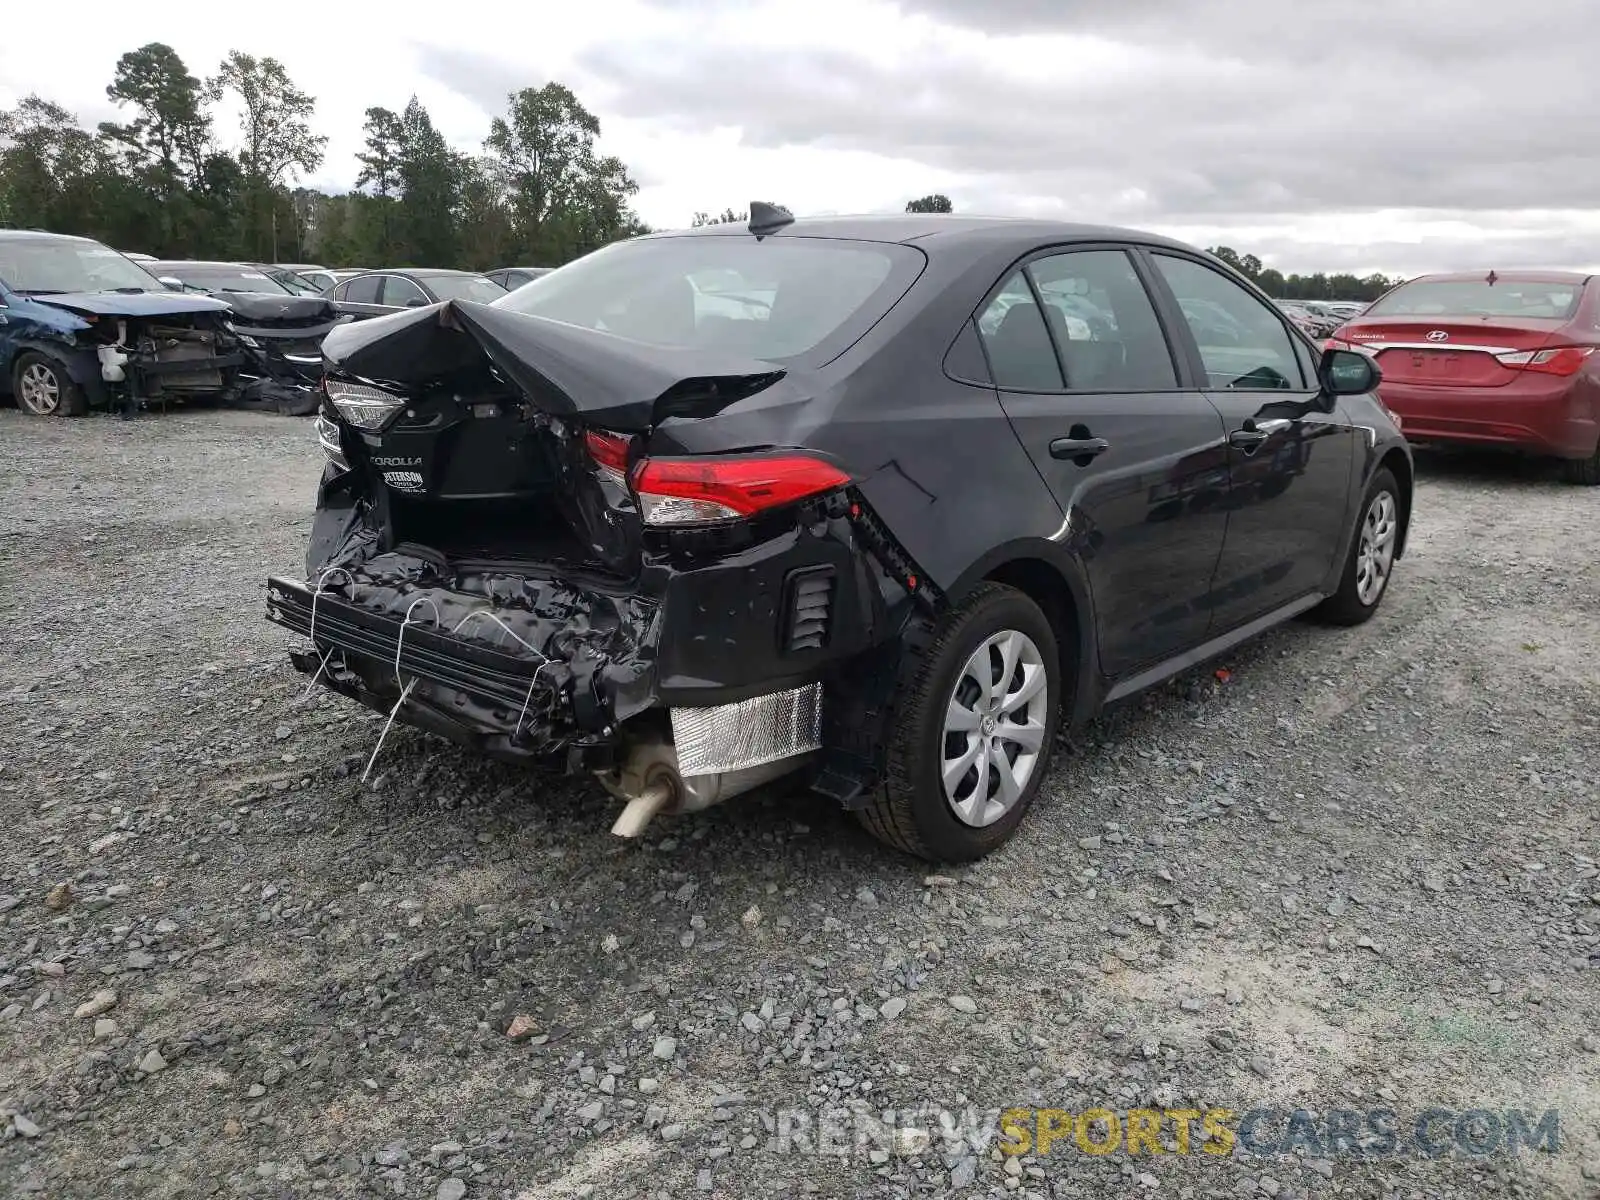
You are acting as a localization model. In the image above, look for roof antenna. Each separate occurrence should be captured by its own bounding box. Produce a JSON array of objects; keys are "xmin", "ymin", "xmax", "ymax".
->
[
  {"xmin": 748, "ymin": 201, "xmax": 794, "ymax": 239},
  {"xmin": 1485, "ymin": 269, "xmax": 1499, "ymax": 286}
]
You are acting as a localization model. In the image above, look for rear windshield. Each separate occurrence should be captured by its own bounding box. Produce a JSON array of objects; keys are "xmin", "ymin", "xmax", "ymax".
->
[
  {"xmin": 1366, "ymin": 279, "xmax": 1582, "ymax": 320},
  {"xmin": 423, "ymin": 275, "xmax": 507, "ymax": 304},
  {"xmin": 158, "ymin": 265, "xmax": 294, "ymax": 294},
  {"xmin": 495, "ymin": 234, "xmax": 924, "ymax": 362}
]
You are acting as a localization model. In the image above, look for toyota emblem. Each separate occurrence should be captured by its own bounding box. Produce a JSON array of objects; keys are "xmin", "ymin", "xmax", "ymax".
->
[{"xmin": 1426, "ymin": 330, "xmax": 1449, "ymax": 342}]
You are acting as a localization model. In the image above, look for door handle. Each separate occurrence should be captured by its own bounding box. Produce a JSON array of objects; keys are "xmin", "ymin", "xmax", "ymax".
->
[
  {"xmin": 1049, "ymin": 436, "xmax": 1109, "ymax": 461},
  {"xmin": 1229, "ymin": 417, "xmax": 1292, "ymax": 449}
]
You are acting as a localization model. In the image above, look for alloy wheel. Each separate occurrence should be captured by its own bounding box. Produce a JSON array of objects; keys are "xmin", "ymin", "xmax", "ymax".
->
[
  {"xmin": 1355, "ymin": 490, "xmax": 1398, "ymax": 606},
  {"xmin": 18, "ymin": 362, "xmax": 62, "ymax": 416},
  {"xmin": 941, "ymin": 629, "xmax": 1050, "ymax": 827}
]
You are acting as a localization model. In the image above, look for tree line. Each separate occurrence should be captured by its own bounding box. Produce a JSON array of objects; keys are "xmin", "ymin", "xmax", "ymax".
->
[
  {"xmin": 0, "ymin": 42, "xmax": 649, "ymax": 270},
  {"xmin": 1206, "ymin": 246, "xmax": 1402, "ymax": 303}
]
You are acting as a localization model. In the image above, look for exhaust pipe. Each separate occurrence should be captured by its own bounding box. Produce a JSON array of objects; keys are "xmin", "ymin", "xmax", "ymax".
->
[
  {"xmin": 598, "ymin": 738, "xmax": 816, "ymax": 839},
  {"xmin": 610, "ymin": 781, "xmax": 672, "ymax": 838}
]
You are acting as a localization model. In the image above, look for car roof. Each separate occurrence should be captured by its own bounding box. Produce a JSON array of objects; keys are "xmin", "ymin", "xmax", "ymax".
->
[
  {"xmin": 1403, "ymin": 269, "xmax": 1594, "ymax": 285},
  {"xmin": 488, "ymin": 265, "xmax": 552, "ymax": 272},
  {"xmin": 150, "ymin": 260, "xmax": 270, "ymax": 269},
  {"xmin": 0, "ymin": 229, "xmax": 102, "ymax": 245},
  {"xmin": 647, "ymin": 213, "xmax": 1200, "ymax": 254}
]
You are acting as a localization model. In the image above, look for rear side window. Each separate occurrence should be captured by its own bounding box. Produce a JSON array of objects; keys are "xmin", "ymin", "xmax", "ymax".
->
[
  {"xmin": 976, "ymin": 272, "xmax": 1062, "ymax": 390},
  {"xmin": 496, "ymin": 235, "xmax": 924, "ymax": 364},
  {"xmin": 342, "ymin": 276, "xmax": 382, "ymax": 304},
  {"xmin": 1026, "ymin": 250, "xmax": 1177, "ymax": 390},
  {"xmin": 1365, "ymin": 278, "xmax": 1581, "ymax": 320},
  {"xmin": 1154, "ymin": 255, "xmax": 1304, "ymax": 390}
]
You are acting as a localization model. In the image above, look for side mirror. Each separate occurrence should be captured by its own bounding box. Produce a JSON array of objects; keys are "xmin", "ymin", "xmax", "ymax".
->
[
  {"xmin": 1320, "ymin": 348, "xmax": 1382, "ymax": 395},
  {"xmin": 404, "ymin": 297, "xmax": 427, "ymax": 308},
  {"xmin": 158, "ymin": 276, "xmax": 184, "ymax": 291}
]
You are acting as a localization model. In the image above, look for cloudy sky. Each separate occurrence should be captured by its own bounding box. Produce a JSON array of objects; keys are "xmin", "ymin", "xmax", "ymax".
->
[{"xmin": 4, "ymin": 0, "xmax": 1598, "ymax": 275}]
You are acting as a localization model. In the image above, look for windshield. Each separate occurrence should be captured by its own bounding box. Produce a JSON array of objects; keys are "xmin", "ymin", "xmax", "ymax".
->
[
  {"xmin": 1366, "ymin": 279, "xmax": 1582, "ymax": 320},
  {"xmin": 494, "ymin": 234, "xmax": 923, "ymax": 361},
  {"xmin": 0, "ymin": 238, "xmax": 163, "ymax": 293},
  {"xmin": 156, "ymin": 265, "xmax": 295, "ymax": 295},
  {"xmin": 265, "ymin": 268, "xmax": 322, "ymax": 295},
  {"xmin": 423, "ymin": 274, "xmax": 507, "ymax": 304}
]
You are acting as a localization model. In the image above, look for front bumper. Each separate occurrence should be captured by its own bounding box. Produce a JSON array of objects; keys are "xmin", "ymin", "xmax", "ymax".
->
[{"xmin": 1379, "ymin": 375, "xmax": 1600, "ymax": 459}]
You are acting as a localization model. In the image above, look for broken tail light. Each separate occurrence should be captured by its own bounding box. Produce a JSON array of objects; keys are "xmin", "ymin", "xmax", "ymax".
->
[
  {"xmin": 326, "ymin": 379, "xmax": 405, "ymax": 430},
  {"xmin": 583, "ymin": 428, "xmax": 632, "ymax": 486},
  {"xmin": 1493, "ymin": 346, "xmax": 1594, "ymax": 377},
  {"xmin": 631, "ymin": 453, "xmax": 852, "ymax": 527}
]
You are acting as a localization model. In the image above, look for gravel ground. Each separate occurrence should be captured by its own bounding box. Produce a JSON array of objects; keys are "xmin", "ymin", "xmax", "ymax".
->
[{"xmin": 0, "ymin": 407, "xmax": 1596, "ymax": 1200}]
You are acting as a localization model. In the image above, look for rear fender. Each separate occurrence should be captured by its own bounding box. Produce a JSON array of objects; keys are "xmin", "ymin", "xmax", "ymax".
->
[{"xmin": 945, "ymin": 540, "xmax": 1102, "ymax": 729}]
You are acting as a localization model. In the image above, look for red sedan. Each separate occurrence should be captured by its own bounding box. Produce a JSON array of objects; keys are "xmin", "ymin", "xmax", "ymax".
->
[{"xmin": 1328, "ymin": 270, "xmax": 1600, "ymax": 484}]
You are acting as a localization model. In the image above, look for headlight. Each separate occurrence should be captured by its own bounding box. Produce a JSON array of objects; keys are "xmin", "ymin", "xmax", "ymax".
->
[{"xmin": 325, "ymin": 380, "xmax": 405, "ymax": 430}]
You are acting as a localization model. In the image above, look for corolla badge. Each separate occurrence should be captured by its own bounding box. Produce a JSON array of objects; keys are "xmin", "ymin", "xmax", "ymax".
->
[{"xmin": 1426, "ymin": 330, "xmax": 1449, "ymax": 342}]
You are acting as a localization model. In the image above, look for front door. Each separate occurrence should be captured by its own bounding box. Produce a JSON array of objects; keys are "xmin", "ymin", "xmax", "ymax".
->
[
  {"xmin": 976, "ymin": 247, "xmax": 1231, "ymax": 679},
  {"xmin": 1146, "ymin": 252, "xmax": 1355, "ymax": 631}
]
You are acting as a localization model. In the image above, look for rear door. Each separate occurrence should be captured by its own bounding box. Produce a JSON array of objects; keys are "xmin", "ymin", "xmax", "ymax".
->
[
  {"xmin": 1146, "ymin": 251, "xmax": 1354, "ymax": 630},
  {"xmin": 978, "ymin": 246, "xmax": 1230, "ymax": 679}
]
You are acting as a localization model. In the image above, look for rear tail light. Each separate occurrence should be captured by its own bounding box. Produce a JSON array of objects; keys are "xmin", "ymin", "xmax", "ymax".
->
[
  {"xmin": 584, "ymin": 428, "xmax": 631, "ymax": 485},
  {"xmin": 632, "ymin": 453, "xmax": 852, "ymax": 526},
  {"xmin": 1493, "ymin": 346, "xmax": 1594, "ymax": 376},
  {"xmin": 326, "ymin": 379, "xmax": 405, "ymax": 429}
]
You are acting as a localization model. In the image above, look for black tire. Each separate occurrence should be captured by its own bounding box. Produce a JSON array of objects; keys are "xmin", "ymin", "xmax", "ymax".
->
[
  {"xmin": 1311, "ymin": 467, "xmax": 1401, "ymax": 626},
  {"xmin": 856, "ymin": 584, "xmax": 1063, "ymax": 862},
  {"xmin": 1559, "ymin": 442, "xmax": 1600, "ymax": 486},
  {"xmin": 12, "ymin": 351, "xmax": 88, "ymax": 417}
]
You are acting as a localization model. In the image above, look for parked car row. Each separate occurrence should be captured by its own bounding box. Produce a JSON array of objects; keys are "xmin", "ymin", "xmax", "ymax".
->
[
  {"xmin": 2, "ymin": 231, "xmax": 558, "ymax": 418},
  {"xmin": 1275, "ymin": 299, "xmax": 1368, "ymax": 339}
]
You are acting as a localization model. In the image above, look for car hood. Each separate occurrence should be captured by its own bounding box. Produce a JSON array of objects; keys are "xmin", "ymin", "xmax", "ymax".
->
[
  {"xmin": 218, "ymin": 292, "xmax": 341, "ymax": 325},
  {"xmin": 30, "ymin": 291, "xmax": 232, "ymax": 318}
]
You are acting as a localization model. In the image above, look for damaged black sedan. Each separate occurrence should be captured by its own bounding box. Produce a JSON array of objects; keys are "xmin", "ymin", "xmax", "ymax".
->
[
  {"xmin": 149, "ymin": 260, "xmax": 349, "ymax": 415},
  {"xmin": 269, "ymin": 206, "xmax": 1412, "ymax": 860}
]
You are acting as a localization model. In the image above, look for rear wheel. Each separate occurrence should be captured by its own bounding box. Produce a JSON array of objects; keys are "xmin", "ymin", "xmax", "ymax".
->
[
  {"xmin": 13, "ymin": 352, "xmax": 87, "ymax": 417},
  {"xmin": 1559, "ymin": 442, "xmax": 1600, "ymax": 486},
  {"xmin": 856, "ymin": 584, "xmax": 1062, "ymax": 861},
  {"xmin": 1312, "ymin": 467, "xmax": 1400, "ymax": 625}
]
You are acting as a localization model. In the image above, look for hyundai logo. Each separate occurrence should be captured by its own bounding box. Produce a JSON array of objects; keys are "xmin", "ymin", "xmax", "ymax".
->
[{"xmin": 1426, "ymin": 330, "xmax": 1449, "ymax": 342}]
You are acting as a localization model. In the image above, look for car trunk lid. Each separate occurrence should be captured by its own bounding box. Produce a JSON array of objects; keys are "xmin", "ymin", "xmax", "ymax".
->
[
  {"xmin": 321, "ymin": 299, "xmax": 791, "ymax": 576},
  {"xmin": 1336, "ymin": 317, "xmax": 1568, "ymax": 388}
]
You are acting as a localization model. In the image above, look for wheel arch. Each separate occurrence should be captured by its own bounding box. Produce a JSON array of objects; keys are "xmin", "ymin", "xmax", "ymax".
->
[
  {"xmin": 946, "ymin": 540, "xmax": 1101, "ymax": 729},
  {"xmin": 1379, "ymin": 446, "xmax": 1414, "ymax": 557}
]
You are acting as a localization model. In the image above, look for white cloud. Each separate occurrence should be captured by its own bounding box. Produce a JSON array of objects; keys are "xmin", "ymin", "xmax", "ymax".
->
[{"xmin": 3, "ymin": 0, "xmax": 1598, "ymax": 274}]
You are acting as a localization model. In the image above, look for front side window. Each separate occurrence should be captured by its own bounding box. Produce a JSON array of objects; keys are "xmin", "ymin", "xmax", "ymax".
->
[
  {"xmin": 1026, "ymin": 250, "xmax": 1177, "ymax": 390},
  {"xmin": 496, "ymin": 235, "xmax": 923, "ymax": 363},
  {"xmin": 1154, "ymin": 254, "xmax": 1304, "ymax": 390},
  {"xmin": 976, "ymin": 272, "xmax": 1062, "ymax": 390}
]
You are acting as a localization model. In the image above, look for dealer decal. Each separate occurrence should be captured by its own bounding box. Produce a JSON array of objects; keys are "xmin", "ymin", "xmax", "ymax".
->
[{"xmin": 382, "ymin": 471, "xmax": 425, "ymax": 493}]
